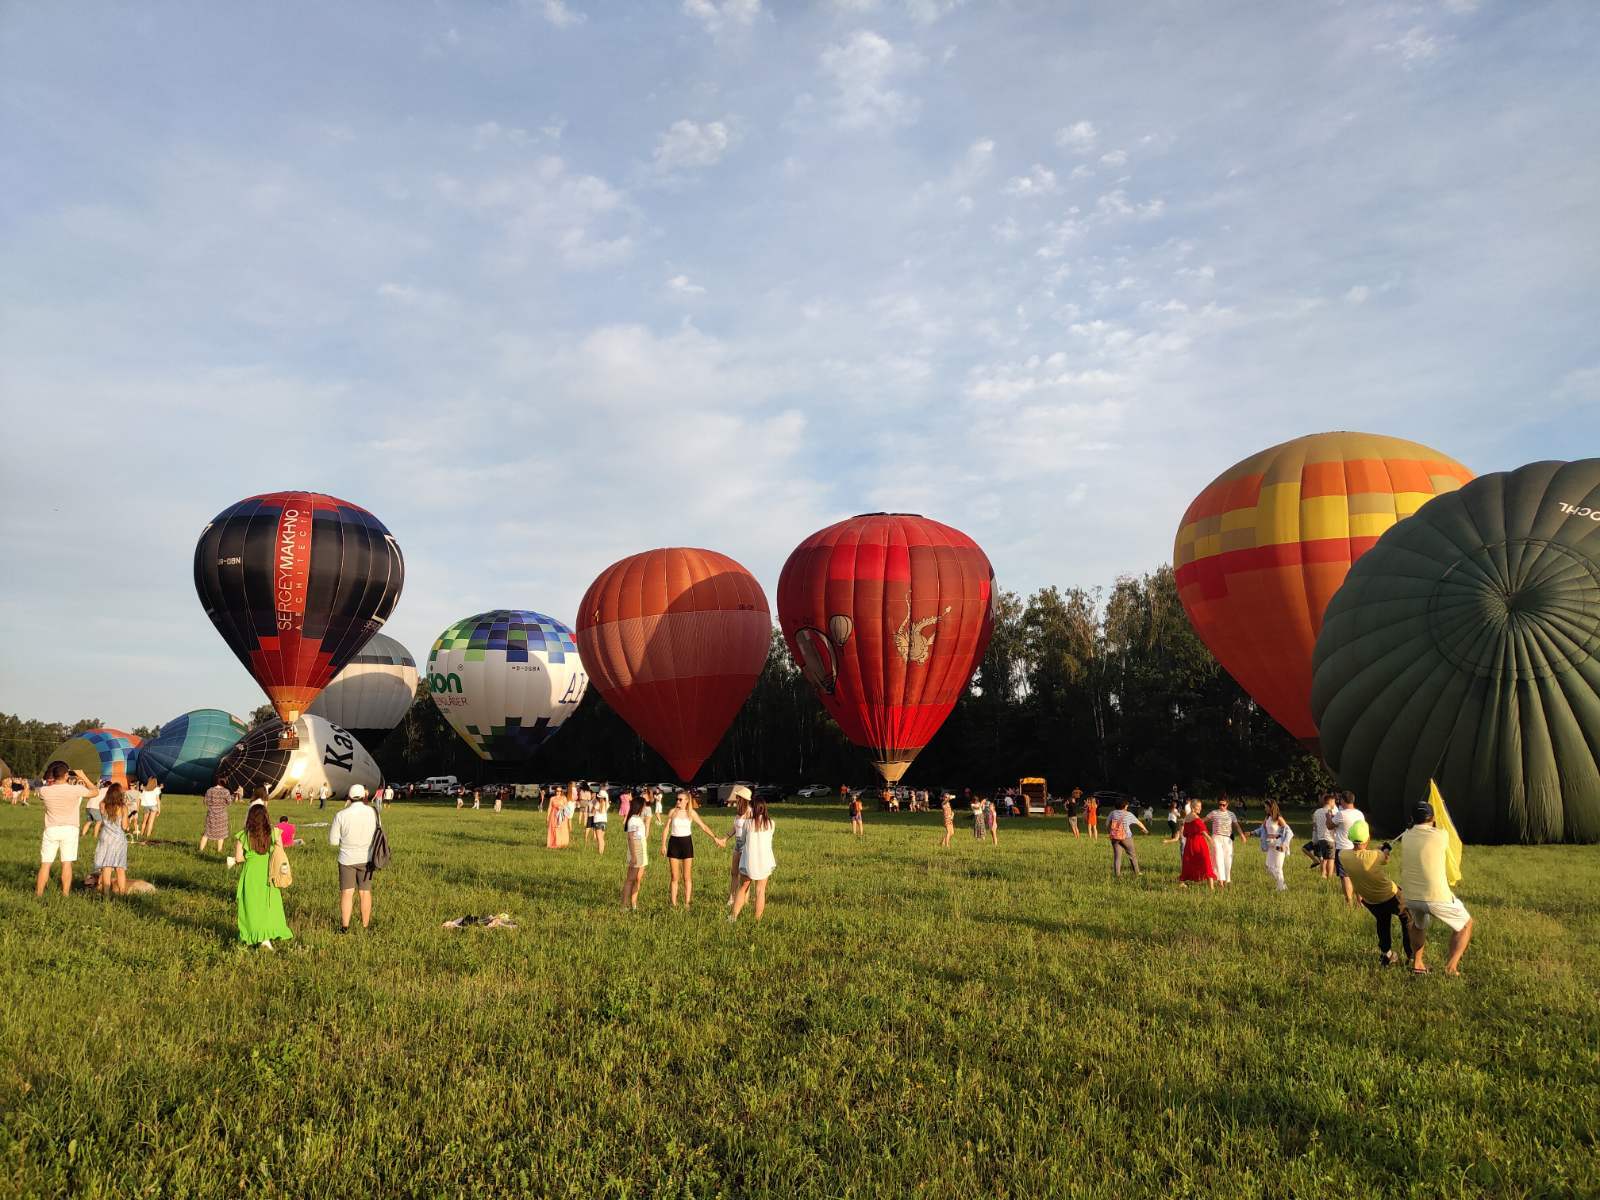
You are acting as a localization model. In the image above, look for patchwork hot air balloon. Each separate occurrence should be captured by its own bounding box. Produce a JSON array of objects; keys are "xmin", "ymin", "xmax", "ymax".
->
[
  {"xmin": 778, "ymin": 513, "xmax": 995, "ymax": 783},
  {"xmin": 193, "ymin": 492, "xmax": 405, "ymax": 725},
  {"xmin": 428, "ymin": 611, "xmax": 588, "ymax": 761},
  {"xmin": 216, "ymin": 714, "xmax": 383, "ymax": 801},
  {"xmin": 47, "ymin": 728, "xmax": 143, "ymax": 786},
  {"xmin": 1312, "ymin": 459, "xmax": 1600, "ymax": 844},
  {"xmin": 306, "ymin": 631, "xmax": 418, "ymax": 748},
  {"xmin": 1174, "ymin": 432, "xmax": 1473, "ymax": 752},
  {"xmin": 576, "ymin": 548, "xmax": 771, "ymax": 782},
  {"xmin": 137, "ymin": 709, "xmax": 249, "ymax": 793}
]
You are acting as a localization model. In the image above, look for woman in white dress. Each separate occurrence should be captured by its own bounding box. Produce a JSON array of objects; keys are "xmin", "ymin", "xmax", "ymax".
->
[
  {"xmin": 620, "ymin": 803, "xmax": 651, "ymax": 911},
  {"xmin": 1252, "ymin": 800, "xmax": 1294, "ymax": 892},
  {"xmin": 730, "ymin": 799, "xmax": 776, "ymax": 922}
]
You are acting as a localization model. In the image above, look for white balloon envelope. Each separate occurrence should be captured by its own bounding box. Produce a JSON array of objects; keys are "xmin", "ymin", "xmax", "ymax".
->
[
  {"xmin": 218, "ymin": 714, "xmax": 384, "ymax": 801},
  {"xmin": 306, "ymin": 631, "xmax": 419, "ymax": 746},
  {"xmin": 427, "ymin": 610, "xmax": 588, "ymax": 761}
]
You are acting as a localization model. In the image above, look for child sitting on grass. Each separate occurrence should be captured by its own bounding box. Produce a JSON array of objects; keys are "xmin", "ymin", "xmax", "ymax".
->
[{"xmin": 276, "ymin": 813, "xmax": 297, "ymax": 848}]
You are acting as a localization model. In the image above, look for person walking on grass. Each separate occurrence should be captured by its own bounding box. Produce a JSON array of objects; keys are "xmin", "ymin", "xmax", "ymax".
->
[
  {"xmin": 1330, "ymin": 791, "xmax": 1366, "ymax": 907},
  {"xmin": 318, "ymin": 782, "xmax": 331, "ymax": 811},
  {"xmin": 849, "ymin": 792, "xmax": 864, "ymax": 837},
  {"xmin": 661, "ymin": 790, "xmax": 727, "ymax": 909},
  {"xmin": 621, "ymin": 800, "xmax": 651, "ymax": 911},
  {"xmin": 200, "ymin": 775, "xmax": 233, "ymax": 854},
  {"xmin": 1204, "ymin": 796, "xmax": 1243, "ymax": 887},
  {"xmin": 938, "ymin": 793, "xmax": 955, "ymax": 848},
  {"xmin": 136, "ymin": 776, "xmax": 162, "ymax": 840},
  {"xmin": 1398, "ymin": 801, "xmax": 1472, "ymax": 977},
  {"xmin": 35, "ymin": 761, "xmax": 95, "ymax": 897},
  {"xmin": 1167, "ymin": 800, "xmax": 1181, "ymax": 841},
  {"xmin": 231, "ymin": 801, "xmax": 292, "ymax": 949},
  {"xmin": 81, "ymin": 777, "xmax": 108, "ymax": 840},
  {"xmin": 1338, "ymin": 820, "xmax": 1414, "ymax": 968},
  {"xmin": 546, "ymin": 784, "xmax": 570, "ymax": 849},
  {"xmin": 726, "ymin": 785, "xmax": 752, "ymax": 905},
  {"xmin": 1166, "ymin": 804, "xmax": 1217, "ymax": 890},
  {"xmin": 93, "ymin": 785, "xmax": 131, "ymax": 897},
  {"xmin": 985, "ymin": 796, "xmax": 999, "ymax": 845},
  {"xmin": 730, "ymin": 798, "xmax": 776, "ymax": 922},
  {"xmin": 329, "ymin": 784, "xmax": 378, "ymax": 934},
  {"xmin": 1310, "ymin": 794, "xmax": 1338, "ymax": 880},
  {"xmin": 590, "ymin": 788, "xmax": 610, "ymax": 855},
  {"xmin": 1251, "ymin": 801, "xmax": 1294, "ymax": 892},
  {"xmin": 1065, "ymin": 788, "xmax": 1083, "ymax": 838},
  {"xmin": 1107, "ymin": 799, "xmax": 1146, "ymax": 878},
  {"xmin": 1084, "ymin": 793, "xmax": 1099, "ymax": 840}
]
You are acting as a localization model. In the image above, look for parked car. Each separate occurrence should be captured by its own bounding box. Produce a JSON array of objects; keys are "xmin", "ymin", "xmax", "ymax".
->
[{"xmin": 797, "ymin": 784, "xmax": 832, "ymax": 798}]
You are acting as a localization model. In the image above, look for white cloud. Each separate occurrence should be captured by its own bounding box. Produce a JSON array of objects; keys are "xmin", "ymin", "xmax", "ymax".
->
[
  {"xmin": 652, "ymin": 118, "xmax": 734, "ymax": 173},
  {"xmin": 1377, "ymin": 26, "xmax": 1444, "ymax": 66},
  {"xmin": 667, "ymin": 273, "xmax": 706, "ymax": 296},
  {"xmin": 1344, "ymin": 284, "xmax": 1370, "ymax": 304},
  {"xmin": 1056, "ymin": 120, "xmax": 1098, "ymax": 153},
  {"xmin": 437, "ymin": 155, "xmax": 635, "ymax": 270},
  {"xmin": 540, "ymin": 0, "xmax": 585, "ymax": 28},
  {"xmin": 1003, "ymin": 164, "xmax": 1058, "ymax": 198},
  {"xmin": 819, "ymin": 30, "xmax": 922, "ymax": 132},
  {"xmin": 904, "ymin": 0, "xmax": 965, "ymax": 23},
  {"xmin": 683, "ymin": 0, "xmax": 760, "ymax": 38},
  {"xmin": 1099, "ymin": 149, "xmax": 1127, "ymax": 167}
]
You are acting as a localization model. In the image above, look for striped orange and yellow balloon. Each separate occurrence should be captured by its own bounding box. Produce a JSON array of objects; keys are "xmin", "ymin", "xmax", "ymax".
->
[{"xmin": 1174, "ymin": 432, "xmax": 1473, "ymax": 751}]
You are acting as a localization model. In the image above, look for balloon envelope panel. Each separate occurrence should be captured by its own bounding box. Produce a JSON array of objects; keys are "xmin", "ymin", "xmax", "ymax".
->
[
  {"xmin": 1175, "ymin": 432, "xmax": 1473, "ymax": 747},
  {"xmin": 428, "ymin": 611, "xmax": 588, "ymax": 761},
  {"xmin": 137, "ymin": 709, "xmax": 249, "ymax": 793},
  {"xmin": 576, "ymin": 547, "xmax": 770, "ymax": 782},
  {"xmin": 48, "ymin": 729, "xmax": 143, "ymax": 786},
  {"xmin": 778, "ymin": 513, "xmax": 994, "ymax": 783},
  {"xmin": 306, "ymin": 631, "xmax": 418, "ymax": 747},
  {"xmin": 1312, "ymin": 459, "xmax": 1600, "ymax": 843},
  {"xmin": 193, "ymin": 491, "xmax": 405, "ymax": 724},
  {"xmin": 217, "ymin": 714, "xmax": 383, "ymax": 801}
]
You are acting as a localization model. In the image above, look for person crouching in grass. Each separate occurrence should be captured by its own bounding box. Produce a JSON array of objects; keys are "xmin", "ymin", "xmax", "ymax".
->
[
  {"xmin": 93, "ymin": 784, "xmax": 132, "ymax": 896},
  {"xmin": 1337, "ymin": 819, "xmax": 1413, "ymax": 968}
]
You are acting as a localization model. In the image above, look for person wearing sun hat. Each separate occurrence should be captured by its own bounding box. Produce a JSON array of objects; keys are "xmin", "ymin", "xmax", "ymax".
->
[{"xmin": 1337, "ymin": 818, "xmax": 1414, "ymax": 968}]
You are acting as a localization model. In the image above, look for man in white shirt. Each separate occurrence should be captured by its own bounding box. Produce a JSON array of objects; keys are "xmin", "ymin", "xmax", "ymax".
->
[
  {"xmin": 1398, "ymin": 800, "xmax": 1472, "ymax": 976},
  {"xmin": 1309, "ymin": 794, "xmax": 1338, "ymax": 880},
  {"xmin": 318, "ymin": 782, "xmax": 332, "ymax": 811},
  {"xmin": 1204, "ymin": 797, "xmax": 1243, "ymax": 885},
  {"xmin": 35, "ymin": 760, "xmax": 96, "ymax": 896},
  {"xmin": 329, "ymin": 784, "xmax": 379, "ymax": 932},
  {"xmin": 1330, "ymin": 792, "xmax": 1366, "ymax": 907}
]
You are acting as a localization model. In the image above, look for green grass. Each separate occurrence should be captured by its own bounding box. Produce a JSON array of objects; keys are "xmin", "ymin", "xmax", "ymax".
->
[{"xmin": 1, "ymin": 797, "xmax": 1596, "ymax": 1199}]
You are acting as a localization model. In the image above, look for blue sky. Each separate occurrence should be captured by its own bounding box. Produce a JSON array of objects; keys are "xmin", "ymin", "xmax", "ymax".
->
[{"xmin": 2, "ymin": 0, "xmax": 1596, "ymax": 727}]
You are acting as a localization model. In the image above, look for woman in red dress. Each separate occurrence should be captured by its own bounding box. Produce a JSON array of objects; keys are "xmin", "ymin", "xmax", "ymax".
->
[{"xmin": 1166, "ymin": 805, "xmax": 1218, "ymax": 889}]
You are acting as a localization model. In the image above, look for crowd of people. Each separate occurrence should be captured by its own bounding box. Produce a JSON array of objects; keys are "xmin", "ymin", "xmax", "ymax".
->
[{"xmin": 17, "ymin": 761, "xmax": 1472, "ymax": 968}]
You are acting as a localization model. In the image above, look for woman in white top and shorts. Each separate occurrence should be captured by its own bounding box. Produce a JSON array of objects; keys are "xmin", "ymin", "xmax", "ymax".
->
[
  {"xmin": 621, "ymin": 804, "xmax": 651, "ymax": 911},
  {"xmin": 725, "ymin": 786, "xmax": 752, "ymax": 907},
  {"xmin": 660, "ymin": 789, "xmax": 726, "ymax": 908},
  {"xmin": 730, "ymin": 798, "xmax": 776, "ymax": 922},
  {"xmin": 137, "ymin": 777, "xmax": 163, "ymax": 840}
]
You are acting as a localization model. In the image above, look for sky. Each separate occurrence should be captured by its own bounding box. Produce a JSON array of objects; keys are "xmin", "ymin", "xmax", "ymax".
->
[{"xmin": 1, "ymin": 0, "xmax": 1597, "ymax": 728}]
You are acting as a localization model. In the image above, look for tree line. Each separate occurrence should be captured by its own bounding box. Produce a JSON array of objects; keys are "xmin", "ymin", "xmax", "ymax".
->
[{"xmin": 1, "ymin": 566, "xmax": 1333, "ymax": 803}]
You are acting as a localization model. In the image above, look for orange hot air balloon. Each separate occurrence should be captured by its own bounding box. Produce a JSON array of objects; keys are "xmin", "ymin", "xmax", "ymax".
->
[
  {"xmin": 1173, "ymin": 432, "xmax": 1473, "ymax": 751},
  {"xmin": 575, "ymin": 548, "xmax": 771, "ymax": 782},
  {"xmin": 778, "ymin": 513, "xmax": 995, "ymax": 783}
]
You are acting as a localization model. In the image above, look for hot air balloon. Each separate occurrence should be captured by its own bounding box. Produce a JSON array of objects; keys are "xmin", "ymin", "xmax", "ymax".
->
[
  {"xmin": 193, "ymin": 491, "xmax": 405, "ymax": 727},
  {"xmin": 575, "ymin": 548, "xmax": 771, "ymax": 782},
  {"xmin": 216, "ymin": 714, "xmax": 383, "ymax": 801},
  {"xmin": 47, "ymin": 728, "xmax": 143, "ymax": 786},
  {"xmin": 778, "ymin": 513, "xmax": 995, "ymax": 783},
  {"xmin": 306, "ymin": 631, "xmax": 418, "ymax": 748},
  {"xmin": 1312, "ymin": 459, "xmax": 1600, "ymax": 844},
  {"xmin": 427, "ymin": 611, "xmax": 588, "ymax": 761},
  {"xmin": 137, "ymin": 709, "xmax": 249, "ymax": 793},
  {"xmin": 1174, "ymin": 432, "xmax": 1474, "ymax": 752}
]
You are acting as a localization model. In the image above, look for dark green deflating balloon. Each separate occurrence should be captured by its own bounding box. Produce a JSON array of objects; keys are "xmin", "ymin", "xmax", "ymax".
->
[{"xmin": 1311, "ymin": 459, "xmax": 1600, "ymax": 844}]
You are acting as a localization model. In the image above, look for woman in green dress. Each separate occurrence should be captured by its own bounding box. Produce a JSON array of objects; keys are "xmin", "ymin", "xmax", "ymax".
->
[{"xmin": 232, "ymin": 800, "xmax": 293, "ymax": 948}]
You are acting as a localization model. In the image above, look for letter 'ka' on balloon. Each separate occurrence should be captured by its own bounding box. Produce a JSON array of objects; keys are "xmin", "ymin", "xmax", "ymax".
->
[
  {"xmin": 428, "ymin": 611, "xmax": 589, "ymax": 761},
  {"xmin": 576, "ymin": 548, "xmax": 771, "ymax": 782},
  {"xmin": 778, "ymin": 514, "xmax": 995, "ymax": 783},
  {"xmin": 194, "ymin": 492, "xmax": 405, "ymax": 725},
  {"xmin": 1312, "ymin": 460, "xmax": 1600, "ymax": 844},
  {"xmin": 1174, "ymin": 432, "xmax": 1473, "ymax": 752}
]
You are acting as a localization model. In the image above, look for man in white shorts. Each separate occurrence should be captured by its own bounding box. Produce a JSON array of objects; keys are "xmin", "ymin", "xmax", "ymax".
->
[
  {"xmin": 36, "ymin": 760, "xmax": 96, "ymax": 896},
  {"xmin": 1398, "ymin": 800, "xmax": 1472, "ymax": 976},
  {"xmin": 1204, "ymin": 797, "xmax": 1243, "ymax": 885}
]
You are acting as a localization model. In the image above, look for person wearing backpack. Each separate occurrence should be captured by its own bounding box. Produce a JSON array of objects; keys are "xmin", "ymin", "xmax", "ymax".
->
[
  {"xmin": 1106, "ymin": 800, "xmax": 1147, "ymax": 878},
  {"xmin": 329, "ymin": 784, "xmax": 379, "ymax": 934}
]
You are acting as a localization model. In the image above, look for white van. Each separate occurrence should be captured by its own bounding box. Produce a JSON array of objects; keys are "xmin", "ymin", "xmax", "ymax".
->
[{"xmin": 423, "ymin": 775, "xmax": 459, "ymax": 792}]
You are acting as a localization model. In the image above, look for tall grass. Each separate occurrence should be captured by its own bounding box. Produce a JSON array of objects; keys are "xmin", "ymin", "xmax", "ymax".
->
[{"xmin": 0, "ymin": 797, "xmax": 1595, "ymax": 1198}]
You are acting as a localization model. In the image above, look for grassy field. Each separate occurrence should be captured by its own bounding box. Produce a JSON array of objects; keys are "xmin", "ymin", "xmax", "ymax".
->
[{"xmin": 1, "ymin": 795, "xmax": 1596, "ymax": 1199}]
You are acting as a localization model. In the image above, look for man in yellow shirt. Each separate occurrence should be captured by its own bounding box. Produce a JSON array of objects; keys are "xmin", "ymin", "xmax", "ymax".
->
[
  {"xmin": 1397, "ymin": 801, "xmax": 1473, "ymax": 976},
  {"xmin": 1337, "ymin": 820, "xmax": 1414, "ymax": 967}
]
